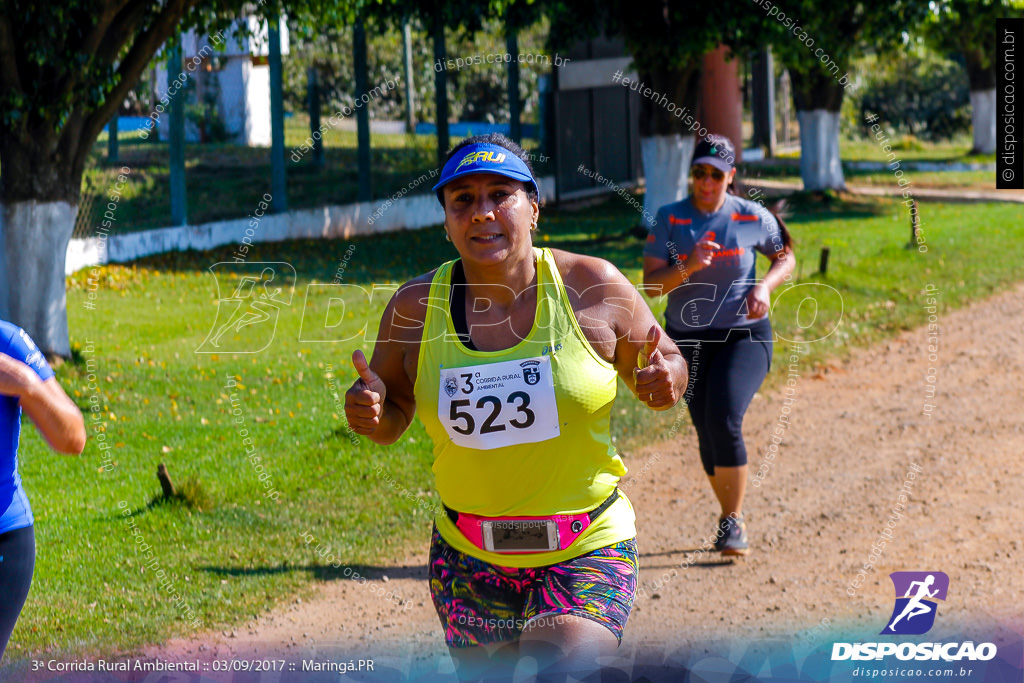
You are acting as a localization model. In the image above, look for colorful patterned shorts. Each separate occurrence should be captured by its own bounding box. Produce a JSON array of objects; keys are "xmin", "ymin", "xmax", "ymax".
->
[{"xmin": 428, "ymin": 525, "xmax": 638, "ymax": 648}]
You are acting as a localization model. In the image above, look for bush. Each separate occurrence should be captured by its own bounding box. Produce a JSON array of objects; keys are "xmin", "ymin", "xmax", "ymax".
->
[
  {"xmin": 282, "ymin": 17, "xmax": 550, "ymax": 125},
  {"xmin": 891, "ymin": 134, "xmax": 925, "ymax": 151},
  {"xmin": 184, "ymin": 77, "xmax": 229, "ymax": 143},
  {"xmin": 848, "ymin": 46, "xmax": 971, "ymax": 141}
]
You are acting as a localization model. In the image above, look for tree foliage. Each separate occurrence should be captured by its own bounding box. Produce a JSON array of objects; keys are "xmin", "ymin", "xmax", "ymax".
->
[
  {"xmin": 544, "ymin": 0, "xmax": 767, "ymax": 136},
  {"xmin": 282, "ymin": 15, "xmax": 551, "ymax": 124},
  {"xmin": 923, "ymin": 0, "xmax": 1024, "ymax": 91},
  {"xmin": 852, "ymin": 46, "xmax": 972, "ymax": 140},
  {"xmin": 754, "ymin": 0, "xmax": 932, "ymax": 111},
  {"xmin": 0, "ymin": 0, "xmax": 254, "ymax": 201}
]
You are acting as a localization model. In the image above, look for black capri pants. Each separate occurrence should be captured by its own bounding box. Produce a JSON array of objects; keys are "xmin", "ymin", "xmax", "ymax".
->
[
  {"xmin": 668, "ymin": 318, "xmax": 772, "ymax": 476},
  {"xmin": 0, "ymin": 524, "xmax": 35, "ymax": 662}
]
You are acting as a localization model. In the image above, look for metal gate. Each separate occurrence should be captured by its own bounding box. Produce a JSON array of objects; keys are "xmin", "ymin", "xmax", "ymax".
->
[{"xmin": 551, "ymin": 36, "xmax": 642, "ymax": 202}]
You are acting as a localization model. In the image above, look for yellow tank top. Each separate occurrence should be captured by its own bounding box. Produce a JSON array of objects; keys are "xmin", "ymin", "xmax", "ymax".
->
[{"xmin": 414, "ymin": 247, "xmax": 635, "ymax": 567}]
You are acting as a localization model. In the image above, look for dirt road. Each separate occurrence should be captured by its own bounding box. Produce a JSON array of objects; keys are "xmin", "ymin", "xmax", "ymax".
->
[{"xmin": 128, "ymin": 282, "xmax": 1024, "ymax": 680}]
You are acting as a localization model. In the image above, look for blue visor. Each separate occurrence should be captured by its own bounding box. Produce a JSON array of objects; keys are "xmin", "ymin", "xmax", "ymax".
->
[{"xmin": 432, "ymin": 143, "xmax": 539, "ymax": 202}]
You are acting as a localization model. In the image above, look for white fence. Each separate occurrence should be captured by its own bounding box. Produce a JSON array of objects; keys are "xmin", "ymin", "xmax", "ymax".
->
[{"xmin": 66, "ymin": 176, "xmax": 555, "ymax": 275}]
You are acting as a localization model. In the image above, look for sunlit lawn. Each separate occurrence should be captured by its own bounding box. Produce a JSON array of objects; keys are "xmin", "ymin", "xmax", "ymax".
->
[{"xmin": 6, "ymin": 186, "xmax": 1021, "ymax": 672}]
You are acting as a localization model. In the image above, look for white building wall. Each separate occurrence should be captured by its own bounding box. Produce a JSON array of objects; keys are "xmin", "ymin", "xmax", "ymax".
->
[
  {"xmin": 66, "ymin": 177, "xmax": 555, "ymax": 275},
  {"xmin": 215, "ymin": 57, "xmax": 250, "ymax": 144},
  {"xmin": 244, "ymin": 63, "xmax": 272, "ymax": 147},
  {"xmin": 149, "ymin": 17, "xmax": 285, "ymax": 147}
]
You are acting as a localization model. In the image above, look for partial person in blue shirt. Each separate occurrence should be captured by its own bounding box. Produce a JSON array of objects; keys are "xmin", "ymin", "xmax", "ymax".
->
[
  {"xmin": 643, "ymin": 135, "xmax": 795, "ymax": 557},
  {"xmin": 0, "ymin": 321, "xmax": 85, "ymax": 662}
]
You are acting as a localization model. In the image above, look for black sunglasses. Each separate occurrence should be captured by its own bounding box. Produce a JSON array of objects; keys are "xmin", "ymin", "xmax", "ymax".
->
[{"xmin": 691, "ymin": 166, "xmax": 726, "ymax": 182}]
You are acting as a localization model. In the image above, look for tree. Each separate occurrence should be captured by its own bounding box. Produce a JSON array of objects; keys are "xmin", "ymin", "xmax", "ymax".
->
[
  {"xmin": 0, "ymin": 0, "xmax": 375, "ymax": 358},
  {"xmin": 0, "ymin": 0, "xmax": 261, "ymax": 357},
  {"xmin": 853, "ymin": 46, "xmax": 972, "ymax": 141},
  {"xmin": 546, "ymin": 1, "xmax": 765, "ymax": 225},
  {"xmin": 763, "ymin": 1, "xmax": 931, "ymax": 190},
  {"xmin": 281, "ymin": 14, "xmax": 550, "ymax": 127},
  {"xmin": 924, "ymin": 0, "xmax": 1024, "ymax": 154},
  {"xmin": 363, "ymin": 0, "xmax": 525, "ymax": 165}
]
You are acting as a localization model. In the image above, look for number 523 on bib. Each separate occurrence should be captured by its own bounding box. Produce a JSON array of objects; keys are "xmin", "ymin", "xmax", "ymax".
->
[{"xmin": 438, "ymin": 356, "xmax": 561, "ymax": 450}]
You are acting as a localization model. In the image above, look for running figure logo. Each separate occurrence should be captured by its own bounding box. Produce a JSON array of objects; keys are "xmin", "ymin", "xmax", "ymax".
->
[
  {"xmin": 197, "ymin": 262, "xmax": 296, "ymax": 353},
  {"xmin": 881, "ymin": 571, "xmax": 949, "ymax": 635}
]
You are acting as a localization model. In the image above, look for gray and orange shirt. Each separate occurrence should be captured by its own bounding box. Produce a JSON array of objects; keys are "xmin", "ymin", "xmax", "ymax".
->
[{"xmin": 644, "ymin": 194, "xmax": 782, "ymax": 331}]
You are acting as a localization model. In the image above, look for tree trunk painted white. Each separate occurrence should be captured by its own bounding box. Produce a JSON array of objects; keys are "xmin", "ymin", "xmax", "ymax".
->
[
  {"xmin": 797, "ymin": 109, "xmax": 846, "ymax": 191},
  {"xmin": 0, "ymin": 200, "xmax": 77, "ymax": 358},
  {"xmin": 970, "ymin": 88, "xmax": 996, "ymax": 155},
  {"xmin": 640, "ymin": 134, "xmax": 695, "ymax": 228}
]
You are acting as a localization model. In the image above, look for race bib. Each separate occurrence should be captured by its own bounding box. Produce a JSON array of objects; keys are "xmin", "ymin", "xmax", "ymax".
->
[{"xmin": 437, "ymin": 355, "xmax": 560, "ymax": 449}]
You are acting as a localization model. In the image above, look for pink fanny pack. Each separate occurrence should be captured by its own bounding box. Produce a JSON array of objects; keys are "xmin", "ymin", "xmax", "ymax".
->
[{"xmin": 444, "ymin": 489, "xmax": 619, "ymax": 554}]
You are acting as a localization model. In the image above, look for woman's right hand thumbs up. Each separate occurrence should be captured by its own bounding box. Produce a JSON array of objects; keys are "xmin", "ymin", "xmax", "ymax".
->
[{"xmin": 345, "ymin": 350, "xmax": 388, "ymax": 435}]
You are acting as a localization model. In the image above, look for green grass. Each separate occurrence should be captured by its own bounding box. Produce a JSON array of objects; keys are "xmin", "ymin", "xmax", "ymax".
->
[
  {"xmin": 83, "ymin": 124, "xmax": 992, "ymax": 241},
  {"xmin": 8, "ymin": 190, "xmax": 1023, "ymax": 669},
  {"xmin": 584, "ymin": 192, "xmax": 1022, "ymax": 447},
  {"xmin": 772, "ymin": 135, "xmax": 993, "ymax": 164},
  {"xmin": 78, "ymin": 116, "xmax": 545, "ymax": 237},
  {"xmin": 830, "ymin": 170, "xmax": 1000, "ymax": 190},
  {"xmin": 741, "ymin": 134, "xmax": 1000, "ymax": 191},
  {"xmin": 79, "ymin": 128, "xmax": 437, "ymax": 235},
  {"xmin": 838, "ymin": 136, "xmax": 994, "ymax": 164},
  {"xmin": 742, "ymin": 164, "xmax": 1000, "ymax": 192}
]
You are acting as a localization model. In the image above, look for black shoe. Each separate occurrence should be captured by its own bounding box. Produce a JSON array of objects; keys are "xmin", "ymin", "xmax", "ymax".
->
[{"xmin": 714, "ymin": 514, "xmax": 749, "ymax": 556}]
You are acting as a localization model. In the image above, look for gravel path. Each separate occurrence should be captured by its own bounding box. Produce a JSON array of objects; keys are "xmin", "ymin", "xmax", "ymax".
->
[{"xmin": 122, "ymin": 282, "xmax": 1024, "ymax": 680}]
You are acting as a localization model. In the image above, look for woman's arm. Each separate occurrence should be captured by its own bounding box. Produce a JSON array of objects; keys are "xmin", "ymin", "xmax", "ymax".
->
[
  {"xmin": 643, "ymin": 256, "xmax": 685, "ymax": 294},
  {"xmin": 642, "ymin": 239, "xmax": 721, "ymax": 294},
  {"xmin": 746, "ymin": 246, "xmax": 796, "ymax": 319},
  {"xmin": 344, "ymin": 279, "xmax": 427, "ymax": 445},
  {"xmin": 762, "ymin": 246, "xmax": 796, "ymax": 292},
  {"xmin": 610, "ymin": 284, "xmax": 688, "ymax": 411},
  {"xmin": 563, "ymin": 254, "xmax": 687, "ymax": 411},
  {"xmin": 0, "ymin": 353, "xmax": 86, "ymax": 454}
]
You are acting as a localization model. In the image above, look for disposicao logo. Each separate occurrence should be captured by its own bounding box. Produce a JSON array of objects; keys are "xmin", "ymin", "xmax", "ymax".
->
[
  {"xmin": 831, "ymin": 571, "xmax": 997, "ymax": 663},
  {"xmin": 882, "ymin": 571, "xmax": 948, "ymax": 635}
]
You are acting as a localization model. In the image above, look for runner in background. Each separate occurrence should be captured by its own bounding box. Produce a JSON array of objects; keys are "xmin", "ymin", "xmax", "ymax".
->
[
  {"xmin": 642, "ymin": 135, "xmax": 795, "ymax": 556},
  {"xmin": 0, "ymin": 322, "xmax": 86, "ymax": 661},
  {"xmin": 345, "ymin": 134, "xmax": 687, "ymax": 680}
]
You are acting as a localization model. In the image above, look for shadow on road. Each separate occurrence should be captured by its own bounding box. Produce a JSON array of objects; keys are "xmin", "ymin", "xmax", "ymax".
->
[{"xmin": 198, "ymin": 563, "xmax": 428, "ymax": 581}]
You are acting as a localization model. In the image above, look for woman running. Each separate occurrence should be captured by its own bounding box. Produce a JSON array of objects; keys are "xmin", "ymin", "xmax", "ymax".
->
[
  {"xmin": 345, "ymin": 134, "xmax": 687, "ymax": 680},
  {"xmin": 0, "ymin": 322, "xmax": 86, "ymax": 661},
  {"xmin": 643, "ymin": 134, "xmax": 795, "ymax": 556}
]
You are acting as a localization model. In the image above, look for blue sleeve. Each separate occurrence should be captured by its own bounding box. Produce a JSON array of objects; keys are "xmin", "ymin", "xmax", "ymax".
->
[
  {"xmin": 642, "ymin": 207, "xmax": 673, "ymax": 261},
  {"xmin": 1, "ymin": 322, "xmax": 55, "ymax": 382}
]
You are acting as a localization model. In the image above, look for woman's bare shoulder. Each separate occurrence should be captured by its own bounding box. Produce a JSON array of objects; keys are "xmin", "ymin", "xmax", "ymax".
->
[{"xmin": 549, "ymin": 248, "xmax": 632, "ymax": 296}]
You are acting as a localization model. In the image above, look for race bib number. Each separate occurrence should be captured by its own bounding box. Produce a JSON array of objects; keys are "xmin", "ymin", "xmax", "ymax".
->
[{"xmin": 438, "ymin": 356, "xmax": 560, "ymax": 449}]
